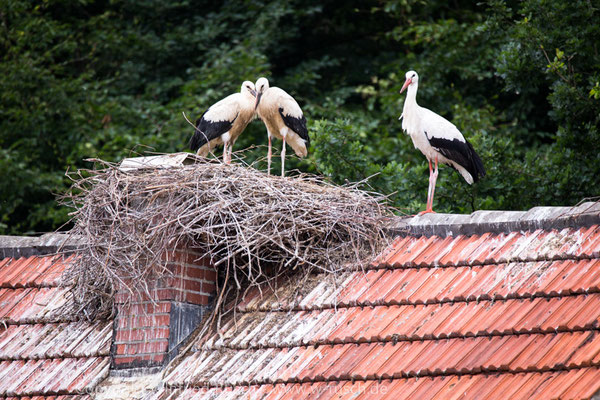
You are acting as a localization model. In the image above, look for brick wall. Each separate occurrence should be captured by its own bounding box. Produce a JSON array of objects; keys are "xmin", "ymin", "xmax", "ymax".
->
[{"xmin": 112, "ymin": 247, "xmax": 216, "ymax": 370}]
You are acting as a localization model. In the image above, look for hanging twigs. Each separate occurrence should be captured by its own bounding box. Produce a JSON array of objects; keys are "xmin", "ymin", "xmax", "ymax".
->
[{"xmin": 61, "ymin": 157, "xmax": 393, "ymax": 321}]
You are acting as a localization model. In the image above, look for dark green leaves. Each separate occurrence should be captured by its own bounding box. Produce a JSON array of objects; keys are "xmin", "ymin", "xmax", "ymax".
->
[{"xmin": 1, "ymin": 0, "xmax": 599, "ymax": 233}]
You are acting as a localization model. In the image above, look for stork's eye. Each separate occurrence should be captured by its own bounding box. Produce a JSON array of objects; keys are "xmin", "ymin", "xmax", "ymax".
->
[{"xmin": 412, "ymin": 74, "xmax": 416, "ymax": 78}]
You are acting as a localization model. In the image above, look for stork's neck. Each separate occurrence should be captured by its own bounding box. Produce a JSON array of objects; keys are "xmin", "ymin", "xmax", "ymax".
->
[{"xmin": 403, "ymin": 82, "xmax": 419, "ymax": 114}]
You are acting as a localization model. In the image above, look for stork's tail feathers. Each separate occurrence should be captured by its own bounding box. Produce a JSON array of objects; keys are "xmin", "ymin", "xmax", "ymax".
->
[
  {"xmin": 190, "ymin": 130, "xmax": 214, "ymax": 157},
  {"xmin": 466, "ymin": 141, "xmax": 486, "ymax": 183},
  {"xmin": 189, "ymin": 131, "xmax": 206, "ymax": 152},
  {"xmin": 286, "ymin": 134, "xmax": 309, "ymax": 158},
  {"xmin": 191, "ymin": 140, "xmax": 211, "ymax": 157},
  {"xmin": 189, "ymin": 116, "xmax": 209, "ymax": 153}
]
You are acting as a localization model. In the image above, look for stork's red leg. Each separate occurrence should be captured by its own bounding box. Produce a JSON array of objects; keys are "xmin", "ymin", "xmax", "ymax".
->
[
  {"xmin": 427, "ymin": 159, "xmax": 433, "ymax": 210},
  {"xmin": 281, "ymin": 135, "xmax": 287, "ymax": 177},
  {"xmin": 429, "ymin": 155, "xmax": 439, "ymax": 212},
  {"xmin": 267, "ymin": 134, "xmax": 272, "ymax": 175},
  {"xmin": 419, "ymin": 158, "xmax": 438, "ymax": 215},
  {"xmin": 223, "ymin": 143, "xmax": 230, "ymax": 164},
  {"xmin": 228, "ymin": 142, "xmax": 234, "ymax": 163}
]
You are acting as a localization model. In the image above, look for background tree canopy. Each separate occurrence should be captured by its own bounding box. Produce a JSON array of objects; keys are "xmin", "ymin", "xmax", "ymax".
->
[{"xmin": 1, "ymin": 0, "xmax": 599, "ymax": 235}]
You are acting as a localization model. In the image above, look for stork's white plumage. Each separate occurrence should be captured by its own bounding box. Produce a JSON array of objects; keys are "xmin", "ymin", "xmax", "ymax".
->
[
  {"xmin": 254, "ymin": 77, "xmax": 309, "ymax": 176},
  {"xmin": 190, "ymin": 81, "xmax": 257, "ymax": 163},
  {"xmin": 400, "ymin": 70, "xmax": 485, "ymax": 214}
]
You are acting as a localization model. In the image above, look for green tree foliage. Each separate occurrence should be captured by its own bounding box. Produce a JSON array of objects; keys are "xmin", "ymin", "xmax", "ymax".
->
[{"xmin": 1, "ymin": 0, "xmax": 599, "ymax": 234}]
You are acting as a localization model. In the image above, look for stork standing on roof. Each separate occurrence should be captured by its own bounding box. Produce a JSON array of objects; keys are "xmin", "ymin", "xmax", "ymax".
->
[
  {"xmin": 189, "ymin": 81, "xmax": 257, "ymax": 163},
  {"xmin": 399, "ymin": 70, "xmax": 486, "ymax": 215},
  {"xmin": 254, "ymin": 77, "xmax": 310, "ymax": 176}
]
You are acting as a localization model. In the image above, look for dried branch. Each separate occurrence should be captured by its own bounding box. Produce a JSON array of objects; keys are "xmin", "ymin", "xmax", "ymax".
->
[{"xmin": 60, "ymin": 156, "xmax": 393, "ymax": 321}]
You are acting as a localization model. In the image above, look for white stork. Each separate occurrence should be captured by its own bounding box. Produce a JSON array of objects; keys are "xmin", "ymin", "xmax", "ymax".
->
[
  {"xmin": 190, "ymin": 81, "xmax": 257, "ymax": 163},
  {"xmin": 399, "ymin": 70, "xmax": 485, "ymax": 214},
  {"xmin": 254, "ymin": 77, "xmax": 309, "ymax": 176}
]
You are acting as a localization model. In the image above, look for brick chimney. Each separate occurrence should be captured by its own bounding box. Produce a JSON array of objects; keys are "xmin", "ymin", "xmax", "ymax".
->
[{"xmin": 111, "ymin": 246, "xmax": 217, "ymax": 370}]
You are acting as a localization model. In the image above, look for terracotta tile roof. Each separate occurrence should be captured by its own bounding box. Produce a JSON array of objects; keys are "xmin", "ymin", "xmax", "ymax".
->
[
  {"xmin": 0, "ymin": 254, "xmax": 111, "ymax": 399},
  {"xmin": 147, "ymin": 208, "xmax": 600, "ymax": 399}
]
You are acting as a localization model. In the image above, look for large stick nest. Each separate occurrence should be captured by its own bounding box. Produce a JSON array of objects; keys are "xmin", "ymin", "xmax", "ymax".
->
[{"xmin": 62, "ymin": 156, "xmax": 394, "ymax": 321}]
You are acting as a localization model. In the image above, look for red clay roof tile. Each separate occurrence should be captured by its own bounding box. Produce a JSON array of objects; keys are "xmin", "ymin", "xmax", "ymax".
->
[
  {"xmin": 515, "ymin": 230, "xmax": 552, "ymax": 260},
  {"xmin": 377, "ymin": 304, "xmax": 421, "ymax": 339},
  {"xmin": 569, "ymin": 333, "xmax": 600, "ymax": 367},
  {"xmin": 571, "ymin": 259, "xmax": 600, "ymax": 292},
  {"xmin": 309, "ymin": 309, "xmax": 349, "ymax": 343},
  {"xmin": 297, "ymin": 281, "xmax": 336, "ymax": 311},
  {"xmin": 376, "ymin": 236, "xmax": 415, "ymax": 265},
  {"xmin": 581, "ymin": 226, "xmax": 600, "ymax": 258},
  {"xmin": 564, "ymin": 295, "xmax": 600, "ymax": 330},
  {"xmin": 337, "ymin": 270, "xmax": 386, "ymax": 305},
  {"xmin": 229, "ymin": 347, "xmax": 275, "ymax": 386},
  {"xmin": 415, "ymin": 268, "xmax": 464, "ymax": 304},
  {"xmin": 503, "ymin": 261, "xmax": 555, "ymax": 297},
  {"xmin": 553, "ymin": 260, "xmax": 596, "ymax": 295},
  {"xmin": 0, "ymin": 257, "xmax": 36, "ymax": 287},
  {"xmin": 278, "ymin": 382, "xmax": 308, "ymax": 400},
  {"xmin": 483, "ymin": 231, "xmax": 523, "ymax": 263},
  {"xmin": 325, "ymin": 308, "xmax": 364, "ymax": 342},
  {"xmin": 535, "ymin": 368, "xmax": 586, "ymax": 398},
  {"xmin": 539, "ymin": 294, "xmax": 588, "ymax": 331},
  {"xmin": 484, "ymin": 372, "xmax": 530, "ymax": 398},
  {"xmin": 409, "ymin": 375, "xmax": 454, "ymax": 399},
  {"xmin": 485, "ymin": 334, "xmax": 536, "ymax": 371},
  {"xmin": 340, "ymin": 343, "xmax": 382, "ymax": 380},
  {"xmin": 537, "ymin": 331, "xmax": 590, "ymax": 367},
  {"xmin": 434, "ymin": 374, "xmax": 483, "ymax": 400},
  {"xmin": 456, "ymin": 233, "xmax": 496, "ymax": 265},
  {"xmin": 385, "ymin": 236, "xmax": 426, "ymax": 266},
  {"xmin": 430, "ymin": 303, "xmax": 473, "ymax": 338},
  {"xmin": 509, "ymin": 371, "xmax": 548, "ymax": 399},
  {"xmin": 560, "ymin": 367, "xmax": 600, "ymax": 399},
  {"xmin": 417, "ymin": 235, "xmax": 459, "ymax": 266},
  {"xmin": 444, "ymin": 336, "xmax": 495, "ymax": 373},
  {"xmin": 373, "ymin": 236, "xmax": 407, "ymax": 265},
  {"xmin": 434, "ymin": 235, "xmax": 471, "ymax": 266},
  {"xmin": 153, "ymin": 222, "xmax": 600, "ymax": 399},
  {"xmin": 519, "ymin": 260, "xmax": 568, "ymax": 296},
  {"xmin": 258, "ymin": 347, "xmax": 300, "ymax": 384},
  {"xmin": 2, "ymin": 359, "xmax": 39, "ymax": 396},
  {"xmin": 399, "ymin": 235, "xmax": 442, "ymax": 266},
  {"xmin": 508, "ymin": 333, "xmax": 560, "ymax": 371},
  {"xmin": 378, "ymin": 269, "xmax": 417, "ymax": 303},
  {"xmin": 461, "ymin": 301, "xmax": 510, "ymax": 336},
  {"xmin": 414, "ymin": 302, "xmax": 466, "ymax": 339},
  {"xmin": 0, "ymin": 254, "xmax": 111, "ymax": 399},
  {"xmin": 354, "ymin": 270, "xmax": 398, "ymax": 305},
  {"xmin": 33, "ymin": 255, "xmax": 73, "ymax": 287}
]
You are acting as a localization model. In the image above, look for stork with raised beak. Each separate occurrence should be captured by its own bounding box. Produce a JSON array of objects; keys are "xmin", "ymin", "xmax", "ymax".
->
[
  {"xmin": 400, "ymin": 70, "xmax": 486, "ymax": 214},
  {"xmin": 254, "ymin": 77, "xmax": 309, "ymax": 176},
  {"xmin": 190, "ymin": 81, "xmax": 257, "ymax": 163}
]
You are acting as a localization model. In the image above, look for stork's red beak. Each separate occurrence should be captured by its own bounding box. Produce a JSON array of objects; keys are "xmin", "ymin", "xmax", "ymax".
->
[
  {"xmin": 254, "ymin": 91, "xmax": 262, "ymax": 110},
  {"xmin": 400, "ymin": 78, "xmax": 412, "ymax": 94}
]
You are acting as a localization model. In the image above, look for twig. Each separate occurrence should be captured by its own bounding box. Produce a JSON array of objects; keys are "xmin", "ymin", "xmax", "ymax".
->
[{"xmin": 59, "ymin": 155, "xmax": 392, "ymax": 332}]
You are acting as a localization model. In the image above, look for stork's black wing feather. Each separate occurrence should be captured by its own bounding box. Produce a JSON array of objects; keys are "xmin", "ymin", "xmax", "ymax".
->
[
  {"xmin": 428, "ymin": 135, "xmax": 486, "ymax": 182},
  {"xmin": 189, "ymin": 111, "xmax": 237, "ymax": 152},
  {"xmin": 279, "ymin": 107, "xmax": 310, "ymax": 149}
]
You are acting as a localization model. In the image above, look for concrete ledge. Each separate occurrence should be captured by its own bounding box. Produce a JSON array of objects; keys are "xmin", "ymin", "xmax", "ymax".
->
[
  {"xmin": 0, "ymin": 233, "xmax": 83, "ymax": 258},
  {"xmin": 389, "ymin": 202, "xmax": 600, "ymax": 238}
]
